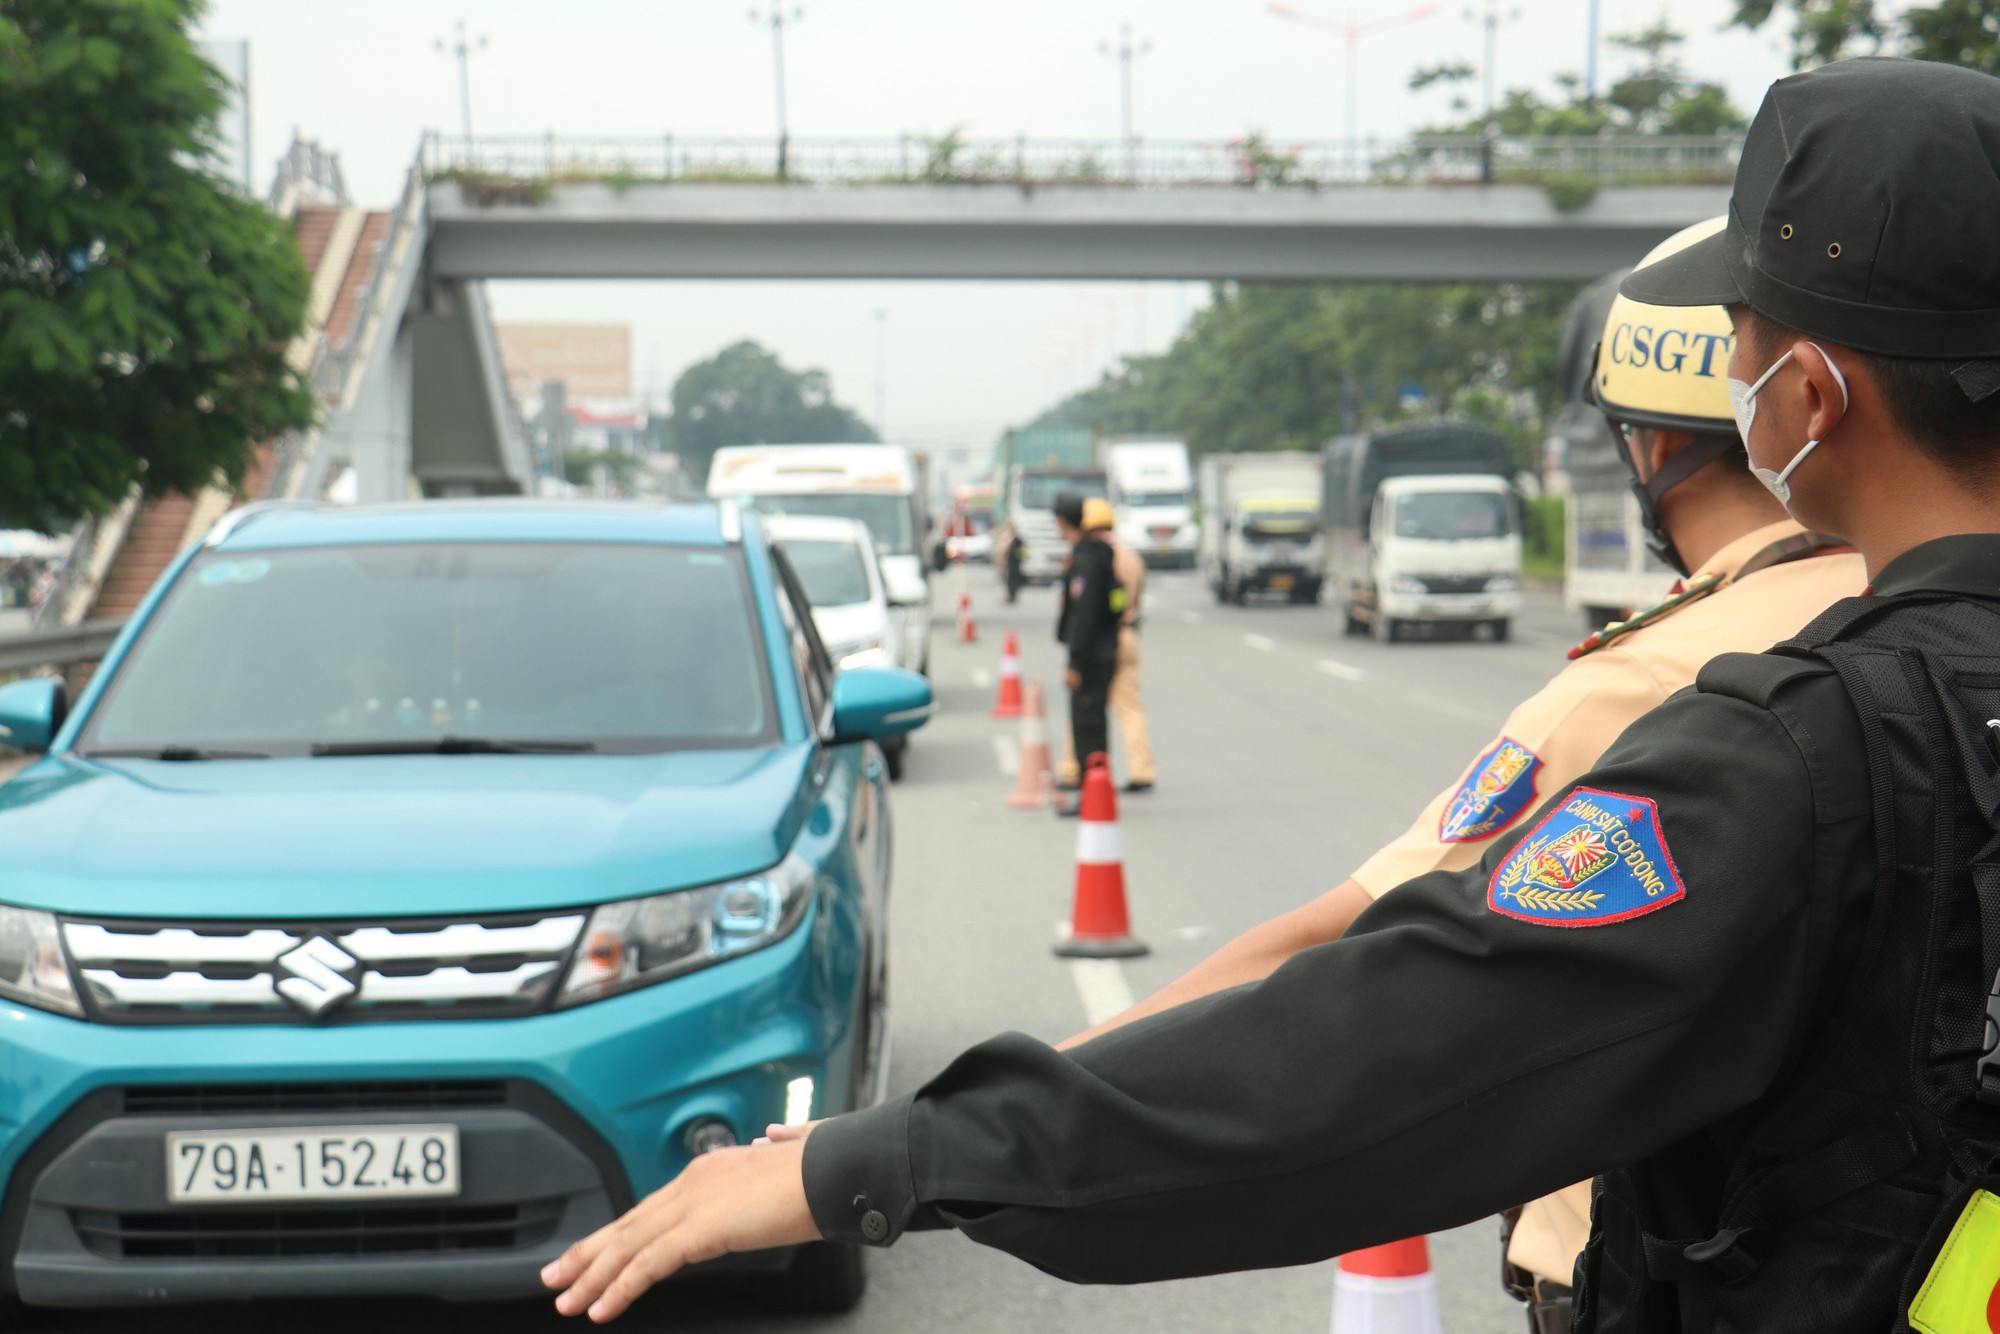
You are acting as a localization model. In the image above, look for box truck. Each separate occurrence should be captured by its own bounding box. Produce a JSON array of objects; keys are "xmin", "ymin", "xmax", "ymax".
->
[
  {"xmin": 1197, "ymin": 452, "xmax": 1327, "ymax": 604},
  {"xmin": 1324, "ymin": 421, "xmax": 1523, "ymax": 641},
  {"xmin": 990, "ymin": 427, "xmax": 1106, "ymax": 600},
  {"xmin": 1101, "ymin": 438, "xmax": 1197, "ymax": 569}
]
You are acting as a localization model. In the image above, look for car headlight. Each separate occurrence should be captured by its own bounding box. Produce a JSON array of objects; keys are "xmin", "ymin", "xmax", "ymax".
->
[
  {"xmin": 1, "ymin": 907, "xmax": 82, "ymax": 1017},
  {"xmin": 833, "ymin": 636, "xmax": 894, "ymax": 671},
  {"xmin": 557, "ymin": 851, "xmax": 816, "ymax": 1007},
  {"xmin": 1486, "ymin": 574, "xmax": 1519, "ymax": 593},
  {"xmin": 1390, "ymin": 575, "xmax": 1428, "ymax": 595}
]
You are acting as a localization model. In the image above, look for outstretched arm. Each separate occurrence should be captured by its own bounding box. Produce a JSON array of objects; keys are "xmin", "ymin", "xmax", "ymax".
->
[{"xmin": 1057, "ymin": 879, "xmax": 1373, "ymax": 1049}]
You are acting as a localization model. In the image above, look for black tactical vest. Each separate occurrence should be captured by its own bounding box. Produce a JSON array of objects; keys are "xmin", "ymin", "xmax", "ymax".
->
[{"xmin": 1575, "ymin": 589, "xmax": 2000, "ymax": 1333}]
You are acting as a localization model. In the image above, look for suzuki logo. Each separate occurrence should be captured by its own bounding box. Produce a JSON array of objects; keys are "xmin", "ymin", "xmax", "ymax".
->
[{"xmin": 275, "ymin": 936, "xmax": 359, "ymax": 1016}]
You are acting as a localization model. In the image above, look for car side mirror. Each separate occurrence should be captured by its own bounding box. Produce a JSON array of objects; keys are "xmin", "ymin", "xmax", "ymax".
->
[
  {"xmin": 828, "ymin": 668, "xmax": 936, "ymax": 746},
  {"xmin": 0, "ymin": 677, "xmax": 68, "ymax": 754}
]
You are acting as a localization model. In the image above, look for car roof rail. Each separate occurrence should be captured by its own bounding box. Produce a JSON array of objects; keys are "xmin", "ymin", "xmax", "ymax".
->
[{"xmin": 201, "ymin": 500, "xmax": 322, "ymax": 548}]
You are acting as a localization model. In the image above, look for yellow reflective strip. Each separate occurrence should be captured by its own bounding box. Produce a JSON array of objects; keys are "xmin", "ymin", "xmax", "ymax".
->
[{"xmin": 1910, "ymin": 1188, "xmax": 2000, "ymax": 1334}]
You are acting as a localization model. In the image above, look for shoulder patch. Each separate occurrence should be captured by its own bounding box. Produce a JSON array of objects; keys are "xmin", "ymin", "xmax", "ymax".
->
[
  {"xmin": 1439, "ymin": 738, "xmax": 1543, "ymax": 843},
  {"xmin": 1489, "ymin": 788, "xmax": 1686, "ymax": 928}
]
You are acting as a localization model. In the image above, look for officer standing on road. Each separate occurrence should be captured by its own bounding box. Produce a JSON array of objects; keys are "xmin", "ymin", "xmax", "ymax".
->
[
  {"xmin": 1052, "ymin": 493, "xmax": 1122, "ymax": 814},
  {"xmin": 1057, "ymin": 498, "xmax": 1158, "ymax": 794},
  {"xmin": 545, "ymin": 59, "xmax": 2000, "ymax": 1334}
]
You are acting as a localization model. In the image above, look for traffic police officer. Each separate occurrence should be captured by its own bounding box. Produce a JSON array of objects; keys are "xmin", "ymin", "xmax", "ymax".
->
[
  {"xmin": 1058, "ymin": 500, "xmax": 1157, "ymax": 793},
  {"xmin": 1059, "ymin": 215, "xmax": 1865, "ymax": 1332},
  {"xmin": 1053, "ymin": 493, "xmax": 1122, "ymax": 810},
  {"xmin": 545, "ymin": 59, "xmax": 2000, "ymax": 1334}
]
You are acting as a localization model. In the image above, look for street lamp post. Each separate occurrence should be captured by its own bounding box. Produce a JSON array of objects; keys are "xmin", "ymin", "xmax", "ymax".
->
[
  {"xmin": 434, "ymin": 19, "xmax": 488, "ymax": 147},
  {"xmin": 1267, "ymin": 2, "xmax": 1436, "ymax": 179},
  {"xmin": 872, "ymin": 309, "xmax": 888, "ymax": 439},
  {"xmin": 1099, "ymin": 25, "xmax": 1151, "ymax": 182},
  {"xmin": 749, "ymin": 7, "xmax": 804, "ymax": 180}
]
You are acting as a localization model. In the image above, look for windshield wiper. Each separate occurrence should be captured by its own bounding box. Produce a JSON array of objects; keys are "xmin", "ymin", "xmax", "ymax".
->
[
  {"xmin": 308, "ymin": 737, "xmax": 597, "ymax": 757},
  {"xmin": 83, "ymin": 746, "xmax": 271, "ymax": 761}
]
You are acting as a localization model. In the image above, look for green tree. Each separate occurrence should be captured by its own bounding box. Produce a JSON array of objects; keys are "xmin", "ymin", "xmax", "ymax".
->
[
  {"xmin": 666, "ymin": 340, "xmax": 877, "ymax": 483},
  {"xmin": 1732, "ymin": 0, "xmax": 2000, "ymax": 70},
  {"xmin": 0, "ymin": 0, "xmax": 316, "ymax": 533}
]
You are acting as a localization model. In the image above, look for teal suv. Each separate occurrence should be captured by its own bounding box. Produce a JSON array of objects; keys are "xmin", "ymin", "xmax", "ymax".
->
[{"xmin": 0, "ymin": 501, "xmax": 933, "ymax": 1314}]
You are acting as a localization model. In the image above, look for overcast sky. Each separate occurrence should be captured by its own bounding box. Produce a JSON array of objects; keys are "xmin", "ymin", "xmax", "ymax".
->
[{"xmin": 200, "ymin": 0, "xmax": 1796, "ymax": 451}]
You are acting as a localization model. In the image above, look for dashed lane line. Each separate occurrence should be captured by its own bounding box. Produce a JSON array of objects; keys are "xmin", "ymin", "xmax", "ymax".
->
[
  {"xmin": 1316, "ymin": 658, "xmax": 1367, "ymax": 682},
  {"xmin": 1243, "ymin": 633, "xmax": 1276, "ymax": 652},
  {"xmin": 1069, "ymin": 959, "xmax": 1138, "ymax": 1029},
  {"xmin": 971, "ymin": 666, "xmax": 993, "ymax": 689},
  {"xmin": 992, "ymin": 734, "xmax": 1019, "ymax": 777},
  {"xmin": 1178, "ymin": 610, "xmax": 1203, "ymax": 626}
]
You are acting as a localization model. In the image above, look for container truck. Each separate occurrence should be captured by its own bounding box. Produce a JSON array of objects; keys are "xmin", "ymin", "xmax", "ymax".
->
[
  {"xmin": 990, "ymin": 427, "xmax": 1107, "ymax": 600},
  {"xmin": 1197, "ymin": 453, "xmax": 1328, "ymax": 605},
  {"xmin": 1323, "ymin": 421, "xmax": 1523, "ymax": 641},
  {"xmin": 1101, "ymin": 438, "xmax": 1198, "ymax": 569},
  {"xmin": 1549, "ymin": 270, "xmax": 1678, "ymax": 628}
]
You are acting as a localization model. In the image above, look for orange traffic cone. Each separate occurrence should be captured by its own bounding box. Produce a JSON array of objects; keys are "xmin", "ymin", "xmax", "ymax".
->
[
  {"xmin": 1005, "ymin": 681, "xmax": 1055, "ymax": 810},
  {"xmin": 1053, "ymin": 755, "xmax": 1148, "ymax": 959},
  {"xmin": 991, "ymin": 631, "xmax": 1024, "ymax": 718},
  {"xmin": 958, "ymin": 592, "xmax": 978, "ymax": 645},
  {"xmin": 1331, "ymin": 1238, "xmax": 1442, "ymax": 1334}
]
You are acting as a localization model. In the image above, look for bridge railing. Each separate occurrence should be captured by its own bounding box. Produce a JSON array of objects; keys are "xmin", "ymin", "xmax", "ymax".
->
[
  {"xmin": 420, "ymin": 131, "xmax": 1743, "ymax": 190},
  {"xmin": 0, "ymin": 620, "xmax": 125, "ymax": 676}
]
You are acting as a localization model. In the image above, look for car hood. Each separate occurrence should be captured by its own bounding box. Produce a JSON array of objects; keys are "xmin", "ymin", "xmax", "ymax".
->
[
  {"xmin": 812, "ymin": 602, "xmax": 889, "ymax": 650},
  {"xmin": 0, "ymin": 746, "xmax": 817, "ymax": 920}
]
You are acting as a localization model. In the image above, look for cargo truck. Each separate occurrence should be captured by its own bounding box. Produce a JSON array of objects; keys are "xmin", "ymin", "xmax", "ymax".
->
[
  {"xmin": 1101, "ymin": 438, "xmax": 1198, "ymax": 569},
  {"xmin": 1197, "ymin": 453, "xmax": 1328, "ymax": 605},
  {"xmin": 1324, "ymin": 421, "xmax": 1523, "ymax": 641},
  {"xmin": 990, "ymin": 427, "xmax": 1106, "ymax": 600}
]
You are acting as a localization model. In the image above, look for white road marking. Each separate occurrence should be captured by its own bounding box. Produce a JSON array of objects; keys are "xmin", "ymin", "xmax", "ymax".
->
[
  {"xmin": 1174, "ymin": 924, "xmax": 1212, "ymax": 941},
  {"xmin": 1243, "ymin": 633, "xmax": 1276, "ymax": 652},
  {"xmin": 992, "ymin": 735, "xmax": 1019, "ymax": 777},
  {"xmin": 971, "ymin": 667, "xmax": 993, "ymax": 689},
  {"xmin": 1178, "ymin": 610, "xmax": 1203, "ymax": 626},
  {"xmin": 1316, "ymin": 658, "xmax": 1367, "ymax": 682},
  {"xmin": 1069, "ymin": 959, "xmax": 1137, "ymax": 1028}
]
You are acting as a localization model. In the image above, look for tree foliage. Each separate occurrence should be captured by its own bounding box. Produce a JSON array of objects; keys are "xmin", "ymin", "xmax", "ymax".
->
[
  {"xmin": 1733, "ymin": 0, "xmax": 2000, "ymax": 70},
  {"xmin": 1028, "ymin": 281, "xmax": 1579, "ymax": 467},
  {"xmin": 1411, "ymin": 22, "xmax": 1746, "ymax": 136},
  {"xmin": 0, "ymin": 0, "xmax": 317, "ymax": 533},
  {"xmin": 666, "ymin": 340, "xmax": 877, "ymax": 483}
]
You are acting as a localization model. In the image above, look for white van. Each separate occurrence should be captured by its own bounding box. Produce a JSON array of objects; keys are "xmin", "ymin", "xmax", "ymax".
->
[{"xmin": 708, "ymin": 445, "xmax": 934, "ymax": 675}]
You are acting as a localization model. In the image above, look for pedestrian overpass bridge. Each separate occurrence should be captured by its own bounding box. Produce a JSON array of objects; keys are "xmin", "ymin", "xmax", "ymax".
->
[{"xmin": 291, "ymin": 131, "xmax": 1741, "ymax": 504}]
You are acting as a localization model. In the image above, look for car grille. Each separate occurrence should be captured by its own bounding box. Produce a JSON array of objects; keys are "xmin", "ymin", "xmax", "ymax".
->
[
  {"xmin": 1419, "ymin": 575, "xmax": 1491, "ymax": 595},
  {"xmin": 73, "ymin": 1200, "xmax": 562, "ymax": 1259},
  {"xmin": 122, "ymin": 1081, "xmax": 511, "ymax": 1116},
  {"xmin": 62, "ymin": 913, "xmax": 586, "ymax": 1025}
]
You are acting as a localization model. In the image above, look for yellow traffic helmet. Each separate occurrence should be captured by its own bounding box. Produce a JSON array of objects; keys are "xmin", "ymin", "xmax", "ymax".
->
[
  {"xmin": 1592, "ymin": 216, "xmax": 1737, "ymax": 433},
  {"xmin": 1081, "ymin": 497, "xmax": 1116, "ymax": 532}
]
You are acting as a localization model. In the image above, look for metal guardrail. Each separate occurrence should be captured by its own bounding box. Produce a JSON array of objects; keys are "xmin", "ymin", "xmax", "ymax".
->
[
  {"xmin": 0, "ymin": 620, "xmax": 125, "ymax": 675},
  {"xmin": 420, "ymin": 131, "xmax": 1744, "ymax": 190}
]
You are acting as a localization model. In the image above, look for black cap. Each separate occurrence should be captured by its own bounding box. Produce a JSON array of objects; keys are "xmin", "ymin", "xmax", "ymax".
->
[
  {"xmin": 1052, "ymin": 492, "xmax": 1086, "ymax": 526},
  {"xmin": 1622, "ymin": 58, "xmax": 2000, "ymax": 361}
]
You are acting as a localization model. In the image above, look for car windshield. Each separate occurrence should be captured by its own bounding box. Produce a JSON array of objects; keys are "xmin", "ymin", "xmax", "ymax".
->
[
  {"xmin": 1393, "ymin": 491, "xmax": 1515, "ymax": 541},
  {"xmin": 1122, "ymin": 491, "xmax": 1190, "ymax": 508},
  {"xmin": 1017, "ymin": 473, "xmax": 1109, "ymax": 509},
  {"xmin": 736, "ymin": 493, "xmax": 915, "ymax": 555},
  {"xmin": 781, "ymin": 538, "xmax": 873, "ymax": 608},
  {"xmin": 78, "ymin": 543, "xmax": 775, "ymax": 757}
]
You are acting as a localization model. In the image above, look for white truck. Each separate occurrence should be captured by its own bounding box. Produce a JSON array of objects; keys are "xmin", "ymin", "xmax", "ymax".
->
[
  {"xmin": 1323, "ymin": 422, "xmax": 1523, "ymax": 642},
  {"xmin": 1550, "ymin": 269, "xmax": 1677, "ymax": 628},
  {"xmin": 1197, "ymin": 453, "xmax": 1328, "ymax": 605},
  {"xmin": 706, "ymin": 443, "xmax": 935, "ymax": 675},
  {"xmin": 1102, "ymin": 438, "xmax": 1198, "ymax": 569}
]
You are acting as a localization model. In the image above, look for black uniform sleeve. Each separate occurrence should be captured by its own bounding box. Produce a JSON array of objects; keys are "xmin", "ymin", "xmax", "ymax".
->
[{"xmin": 803, "ymin": 675, "xmax": 1871, "ymax": 1283}]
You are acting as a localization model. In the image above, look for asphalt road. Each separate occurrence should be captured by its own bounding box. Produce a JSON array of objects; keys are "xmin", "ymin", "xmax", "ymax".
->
[{"xmin": 47, "ymin": 571, "xmax": 1584, "ymax": 1333}]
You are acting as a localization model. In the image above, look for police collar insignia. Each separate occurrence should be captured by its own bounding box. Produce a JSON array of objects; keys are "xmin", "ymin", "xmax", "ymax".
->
[
  {"xmin": 1439, "ymin": 738, "xmax": 1543, "ymax": 843},
  {"xmin": 1489, "ymin": 788, "xmax": 1686, "ymax": 927}
]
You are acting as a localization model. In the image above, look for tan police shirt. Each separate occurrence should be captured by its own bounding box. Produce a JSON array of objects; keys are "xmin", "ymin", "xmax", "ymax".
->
[
  {"xmin": 1345, "ymin": 518, "xmax": 1866, "ymax": 1286},
  {"xmin": 1108, "ymin": 537, "xmax": 1146, "ymax": 628}
]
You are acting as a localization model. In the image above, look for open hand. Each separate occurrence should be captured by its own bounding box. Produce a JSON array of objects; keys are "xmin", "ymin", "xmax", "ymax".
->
[
  {"xmin": 542, "ymin": 1137, "xmax": 820, "ymax": 1322},
  {"xmin": 1065, "ymin": 669, "xmax": 1081, "ymax": 691}
]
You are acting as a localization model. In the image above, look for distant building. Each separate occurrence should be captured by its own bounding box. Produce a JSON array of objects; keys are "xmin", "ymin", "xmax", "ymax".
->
[{"xmin": 196, "ymin": 39, "xmax": 252, "ymax": 192}]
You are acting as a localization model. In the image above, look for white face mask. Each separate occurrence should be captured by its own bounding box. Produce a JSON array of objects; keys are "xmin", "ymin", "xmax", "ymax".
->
[{"xmin": 1727, "ymin": 341, "xmax": 1851, "ymax": 507}]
